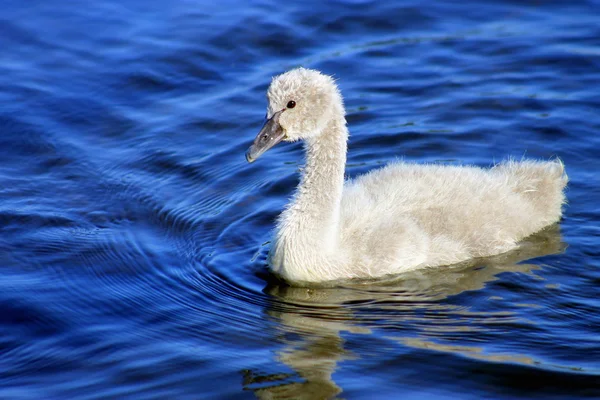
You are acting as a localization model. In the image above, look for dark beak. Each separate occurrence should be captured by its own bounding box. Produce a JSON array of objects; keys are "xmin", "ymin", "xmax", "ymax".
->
[{"xmin": 246, "ymin": 110, "xmax": 286, "ymax": 163}]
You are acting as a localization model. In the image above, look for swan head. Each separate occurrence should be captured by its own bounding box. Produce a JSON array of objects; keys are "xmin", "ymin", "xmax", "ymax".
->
[{"xmin": 246, "ymin": 68, "xmax": 342, "ymax": 163}]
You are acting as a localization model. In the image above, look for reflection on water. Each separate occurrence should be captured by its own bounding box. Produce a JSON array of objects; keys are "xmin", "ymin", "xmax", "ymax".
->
[{"xmin": 245, "ymin": 226, "xmax": 565, "ymax": 398}]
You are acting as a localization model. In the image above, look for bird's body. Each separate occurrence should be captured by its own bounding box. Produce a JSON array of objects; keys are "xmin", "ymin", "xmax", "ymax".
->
[{"xmin": 246, "ymin": 68, "xmax": 567, "ymax": 284}]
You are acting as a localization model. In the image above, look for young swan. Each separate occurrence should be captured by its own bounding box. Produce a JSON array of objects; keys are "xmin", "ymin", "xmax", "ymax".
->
[{"xmin": 246, "ymin": 68, "xmax": 568, "ymax": 284}]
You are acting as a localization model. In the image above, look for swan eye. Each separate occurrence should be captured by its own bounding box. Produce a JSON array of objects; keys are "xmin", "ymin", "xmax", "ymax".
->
[{"xmin": 287, "ymin": 101, "xmax": 296, "ymax": 109}]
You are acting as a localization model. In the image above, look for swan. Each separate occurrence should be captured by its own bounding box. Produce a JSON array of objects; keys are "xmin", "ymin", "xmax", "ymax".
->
[{"xmin": 246, "ymin": 68, "xmax": 568, "ymax": 284}]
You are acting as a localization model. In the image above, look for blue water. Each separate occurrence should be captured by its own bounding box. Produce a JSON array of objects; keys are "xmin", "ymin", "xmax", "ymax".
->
[{"xmin": 1, "ymin": 1, "xmax": 599, "ymax": 398}]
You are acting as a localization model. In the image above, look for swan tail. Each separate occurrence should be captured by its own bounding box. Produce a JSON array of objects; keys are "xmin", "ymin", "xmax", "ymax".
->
[{"xmin": 495, "ymin": 158, "xmax": 568, "ymax": 226}]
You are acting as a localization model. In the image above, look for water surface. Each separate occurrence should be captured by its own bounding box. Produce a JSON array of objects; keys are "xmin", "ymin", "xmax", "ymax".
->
[{"xmin": 1, "ymin": 0, "xmax": 599, "ymax": 398}]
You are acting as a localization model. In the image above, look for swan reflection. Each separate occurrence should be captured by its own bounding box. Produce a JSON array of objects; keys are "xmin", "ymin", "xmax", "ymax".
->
[{"xmin": 243, "ymin": 226, "xmax": 564, "ymax": 399}]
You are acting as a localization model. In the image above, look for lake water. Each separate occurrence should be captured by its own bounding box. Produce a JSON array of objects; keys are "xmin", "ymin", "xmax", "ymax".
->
[{"xmin": 1, "ymin": 0, "xmax": 599, "ymax": 398}]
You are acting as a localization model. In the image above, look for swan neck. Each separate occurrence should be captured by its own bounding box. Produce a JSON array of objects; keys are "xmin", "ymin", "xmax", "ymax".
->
[{"xmin": 292, "ymin": 112, "xmax": 348, "ymax": 246}]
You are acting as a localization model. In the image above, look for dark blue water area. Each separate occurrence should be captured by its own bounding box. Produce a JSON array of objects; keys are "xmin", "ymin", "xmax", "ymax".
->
[{"xmin": 1, "ymin": 0, "xmax": 599, "ymax": 398}]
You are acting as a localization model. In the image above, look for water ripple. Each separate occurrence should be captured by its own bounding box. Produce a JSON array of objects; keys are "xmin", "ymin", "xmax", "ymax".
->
[{"xmin": 1, "ymin": 0, "xmax": 600, "ymax": 399}]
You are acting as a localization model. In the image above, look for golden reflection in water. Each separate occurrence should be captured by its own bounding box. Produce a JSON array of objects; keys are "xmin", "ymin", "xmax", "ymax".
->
[{"xmin": 244, "ymin": 226, "xmax": 564, "ymax": 399}]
